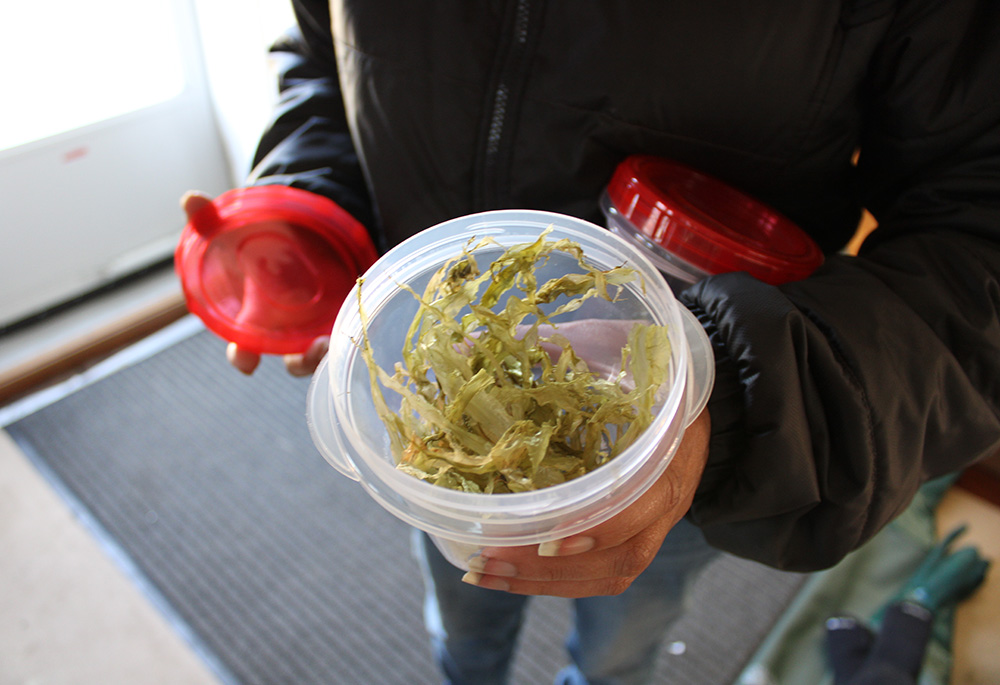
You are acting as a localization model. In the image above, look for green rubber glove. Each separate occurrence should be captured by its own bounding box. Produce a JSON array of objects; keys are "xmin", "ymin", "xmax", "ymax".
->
[{"xmin": 898, "ymin": 525, "xmax": 991, "ymax": 613}]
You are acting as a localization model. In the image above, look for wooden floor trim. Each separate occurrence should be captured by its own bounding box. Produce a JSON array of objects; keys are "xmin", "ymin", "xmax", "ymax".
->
[{"xmin": 0, "ymin": 292, "xmax": 188, "ymax": 407}]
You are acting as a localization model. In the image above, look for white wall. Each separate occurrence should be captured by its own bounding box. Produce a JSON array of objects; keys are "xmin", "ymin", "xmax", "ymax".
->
[
  {"xmin": 0, "ymin": 0, "xmax": 295, "ymax": 327},
  {"xmin": 193, "ymin": 0, "xmax": 297, "ymax": 184}
]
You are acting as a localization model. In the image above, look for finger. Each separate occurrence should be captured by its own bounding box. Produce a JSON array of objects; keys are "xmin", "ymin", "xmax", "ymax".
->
[
  {"xmin": 462, "ymin": 531, "xmax": 670, "ymax": 598},
  {"xmin": 461, "ymin": 572, "xmax": 636, "ymax": 599},
  {"xmin": 181, "ymin": 191, "xmax": 213, "ymax": 219},
  {"xmin": 532, "ymin": 465, "xmax": 682, "ymax": 558},
  {"xmin": 473, "ymin": 514, "xmax": 673, "ymax": 585},
  {"xmin": 468, "ymin": 410, "xmax": 711, "ymax": 597},
  {"xmin": 226, "ymin": 342, "xmax": 261, "ymax": 375},
  {"xmin": 284, "ymin": 336, "xmax": 329, "ymax": 376},
  {"xmin": 535, "ymin": 410, "xmax": 712, "ymax": 558}
]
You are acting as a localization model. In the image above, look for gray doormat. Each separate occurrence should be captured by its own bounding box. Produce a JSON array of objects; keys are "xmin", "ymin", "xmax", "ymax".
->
[{"xmin": 6, "ymin": 322, "xmax": 806, "ymax": 685}]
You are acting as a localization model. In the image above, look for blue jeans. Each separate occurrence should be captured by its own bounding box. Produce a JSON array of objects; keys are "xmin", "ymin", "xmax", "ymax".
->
[{"xmin": 413, "ymin": 518, "xmax": 720, "ymax": 685}]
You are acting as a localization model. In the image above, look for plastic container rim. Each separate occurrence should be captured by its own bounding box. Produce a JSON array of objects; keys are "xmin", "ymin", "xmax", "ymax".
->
[{"xmin": 319, "ymin": 210, "xmax": 692, "ymax": 539}]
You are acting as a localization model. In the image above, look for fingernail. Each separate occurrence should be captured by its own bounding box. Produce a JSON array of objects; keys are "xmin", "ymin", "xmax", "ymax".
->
[
  {"xmin": 461, "ymin": 571, "xmax": 510, "ymax": 592},
  {"xmin": 538, "ymin": 536, "xmax": 595, "ymax": 557},
  {"xmin": 226, "ymin": 343, "xmax": 259, "ymax": 375},
  {"xmin": 466, "ymin": 556, "xmax": 518, "ymax": 577},
  {"xmin": 283, "ymin": 354, "xmax": 309, "ymax": 377}
]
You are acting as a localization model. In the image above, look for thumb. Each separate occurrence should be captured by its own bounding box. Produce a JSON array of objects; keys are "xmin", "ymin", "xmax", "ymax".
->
[{"xmin": 181, "ymin": 190, "xmax": 213, "ymax": 219}]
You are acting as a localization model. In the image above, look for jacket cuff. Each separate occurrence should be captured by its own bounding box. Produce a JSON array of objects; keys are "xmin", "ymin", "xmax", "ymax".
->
[{"xmin": 679, "ymin": 299, "xmax": 745, "ymax": 500}]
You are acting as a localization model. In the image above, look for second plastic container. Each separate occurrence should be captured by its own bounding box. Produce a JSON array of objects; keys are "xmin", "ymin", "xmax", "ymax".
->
[
  {"xmin": 307, "ymin": 209, "xmax": 714, "ymax": 570},
  {"xmin": 601, "ymin": 156, "xmax": 824, "ymax": 291}
]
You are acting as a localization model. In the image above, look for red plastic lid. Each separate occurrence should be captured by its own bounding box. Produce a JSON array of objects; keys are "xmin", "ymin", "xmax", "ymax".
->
[
  {"xmin": 605, "ymin": 156, "xmax": 823, "ymax": 285},
  {"xmin": 175, "ymin": 185, "xmax": 379, "ymax": 354}
]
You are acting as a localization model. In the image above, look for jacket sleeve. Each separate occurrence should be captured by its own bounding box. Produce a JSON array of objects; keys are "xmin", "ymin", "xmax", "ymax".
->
[
  {"xmin": 247, "ymin": 0, "xmax": 378, "ymax": 241},
  {"xmin": 680, "ymin": 0, "xmax": 1000, "ymax": 572}
]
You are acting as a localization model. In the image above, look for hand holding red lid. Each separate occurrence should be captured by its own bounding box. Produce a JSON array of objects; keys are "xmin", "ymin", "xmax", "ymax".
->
[{"xmin": 178, "ymin": 187, "xmax": 378, "ymax": 376}]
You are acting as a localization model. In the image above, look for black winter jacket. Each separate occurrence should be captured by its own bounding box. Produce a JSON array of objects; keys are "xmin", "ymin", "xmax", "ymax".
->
[{"xmin": 249, "ymin": 0, "xmax": 1000, "ymax": 571}]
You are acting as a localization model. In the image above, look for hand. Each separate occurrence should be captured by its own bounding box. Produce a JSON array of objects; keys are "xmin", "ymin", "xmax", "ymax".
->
[
  {"xmin": 181, "ymin": 190, "xmax": 329, "ymax": 377},
  {"xmin": 461, "ymin": 408, "xmax": 712, "ymax": 598},
  {"xmin": 224, "ymin": 335, "xmax": 329, "ymax": 377}
]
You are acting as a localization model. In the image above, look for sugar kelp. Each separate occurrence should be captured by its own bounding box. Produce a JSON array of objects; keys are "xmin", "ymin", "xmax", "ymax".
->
[{"xmin": 357, "ymin": 227, "xmax": 671, "ymax": 493}]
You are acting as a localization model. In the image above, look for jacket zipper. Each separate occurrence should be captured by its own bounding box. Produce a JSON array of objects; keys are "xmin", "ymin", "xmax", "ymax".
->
[{"xmin": 474, "ymin": 0, "xmax": 539, "ymax": 210}]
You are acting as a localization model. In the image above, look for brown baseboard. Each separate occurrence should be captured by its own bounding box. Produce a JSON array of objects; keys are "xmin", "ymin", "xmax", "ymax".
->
[{"xmin": 0, "ymin": 292, "xmax": 189, "ymax": 407}]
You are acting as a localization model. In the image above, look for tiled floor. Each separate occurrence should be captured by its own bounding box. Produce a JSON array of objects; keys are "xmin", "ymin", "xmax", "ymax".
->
[{"xmin": 0, "ymin": 270, "xmax": 997, "ymax": 685}]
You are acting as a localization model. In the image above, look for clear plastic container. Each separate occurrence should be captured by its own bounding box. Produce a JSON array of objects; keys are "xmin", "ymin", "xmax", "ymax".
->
[
  {"xmin": 602, "ymin": 156, "xmax": 824, "ymax": 291},
  {"xmin": 306, "ymin": 209, "xmax": 715, "ymax": 570}
]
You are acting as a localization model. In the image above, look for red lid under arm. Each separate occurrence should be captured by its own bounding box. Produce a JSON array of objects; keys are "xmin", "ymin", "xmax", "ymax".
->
[{"xmin": 605, "ymin": 156, "xmax": 824, "ymax": 285}]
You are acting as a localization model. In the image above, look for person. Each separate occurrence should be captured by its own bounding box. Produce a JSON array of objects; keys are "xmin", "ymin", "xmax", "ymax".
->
[{"xmin": 184, "ymin": 2, "xmax": 1000, "ymax": 683}]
